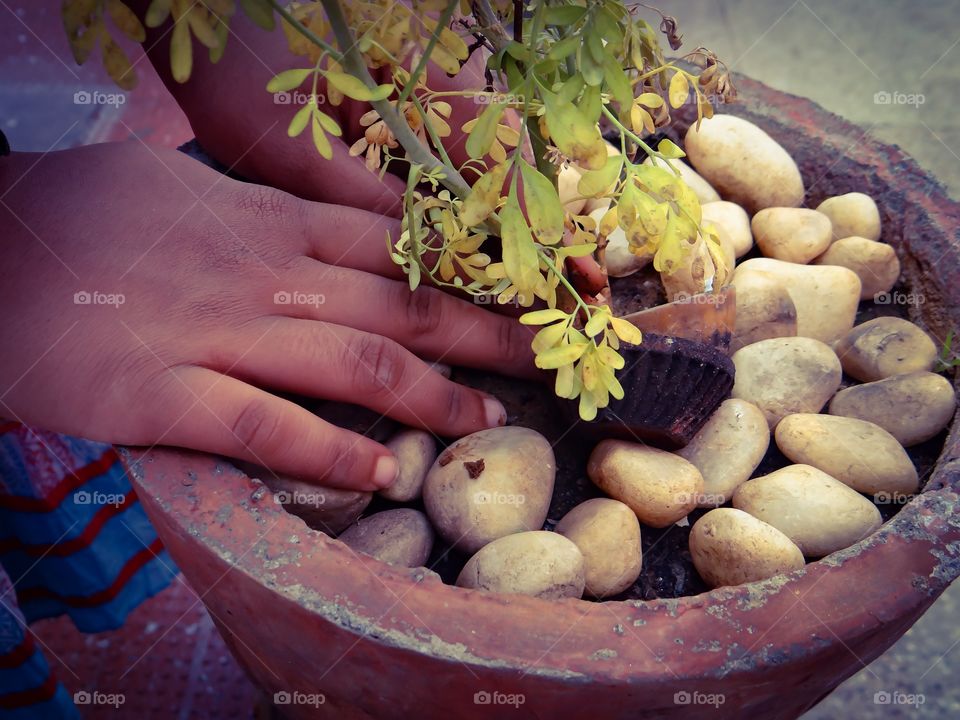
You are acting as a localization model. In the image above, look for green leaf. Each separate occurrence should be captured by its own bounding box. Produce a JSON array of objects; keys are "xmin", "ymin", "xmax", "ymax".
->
[
  {"xmin": 287, "ymin": 104, "xmax": 312, "ymax": 138},
  {"xmin": 315, "ymin": 109, "xmax": 342, "ymax": 137},
  {"xmin": 584, "ymin": 311, "xmax": 608, "ymax": 338},
  {"xmin": 519, "ymin": 160, "xmax": 564, "ymax": 245},
  {"xmin": 544, "ymin": 6, "xmax": 587, "ymax": 25},
  {"xmin": 578, "ymin": 47, "xmax": 604, "ymax": 86},
  {"xmin": 311, "ymin": 114, "xmax": 332, "ymax": 159},
  {"xmin": 657, "ymin": 139, "xmax": 686, "ymax": 159},
  {"xmin": 465, "ymin": 101, "xmax": 506, "ymax": 160},
  {"xmin": 578, "ymin": 155, "xmax": 623, "ymax": 198},
  {"xmin": 240, "ymin": 0, "xmax": 275, "ymax": 30},
  {"xmin": 504, "ymin": 40, "xmax": 533, "ymax": 63},
  {"xmin": 603, "ymin": 54, "xmax": 633, "ymax": 111},
  {"xmin": 324, "ymin": 71, "xmax": 393, "ymax": 102},
  {"xmin": 548, "ymin": 36, "xmax": 580, "ymax": 62},
  {"xmin": 560, "ymin": 242, "xmax": 597, "ymax": 258},
  {"xmin": 520, "ymin": 309, "xmax": 568, "ymax": 326},
  {"xmin": 580, "ymin": 84, "xmax": 602, "ymax": 123},
  {"xmin": 557, "ymin": 74, "xmax": 585, "ymax": 105},
  {"xmin": 542, "ymin": 91, "xmax": 607, "ymax": 170},
  {"xmin": 266, "ymin": 68, "xmax": 312, "ymax": 93},
  {"xmin": 536, "ymin": 343, "xmax": 588, "ymax": 370}
]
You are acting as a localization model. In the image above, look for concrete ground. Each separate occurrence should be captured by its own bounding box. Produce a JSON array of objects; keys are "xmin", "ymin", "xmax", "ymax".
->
[
  {"xmin": 672, "ymin": 2, "xmax": 960, "ymax": 717},
  {"xmin": 2, "ymin": 1, "xmax": 959, "ymax": 718}
]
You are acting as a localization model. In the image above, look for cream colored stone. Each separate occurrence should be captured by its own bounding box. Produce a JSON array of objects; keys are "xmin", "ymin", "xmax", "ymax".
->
[
  {"xmin": 690, "ymin": 508, "xmax": 805, "ymax": 588},
  {"xmin": 752, "ymin": 208, "xmax": 832, "ymax": 264},
  {"xmin": 730, "ymin": 269, "xmax": 798, "ymax": 352},
  {"xmin": 701, "ymin": 201, "xmax": 754, "ymax": 258},
  {"xmin": 685, "ymin": 115, "xmax": 805, "ymax": 214},
  {"xmin": 423, "ymin": 427, "xmax": 555, "ymax": 554},
  {"xmin": 556, "ymin": 499, "xmax": 642, "ymax": 598},
  {"xmin": 734, "ymin": 258, "xmax": 861, "ymax": 343},
  {"xmin": 733, "ymin": 464, "xmax": 882, "ymax": 557},
  {"xmin": 829, "ymin": 371, "xmax": 956, "ymax": 446},
  {"xmin": 587, "ymin": 440, "xmax": 703, "ymax": 527},
  {"xmin": 677, "ymin": 399, "xmax": 771, "ymax": 507},
  {"xmin": 731, "ymin": 337, "xmax": 842, "ymax": 427},
  {"xmin": 775, "ymin": 414, "xmax": 918, "ymax": 496},
  {"xmin": 813, "ymin": 236, "xmax": 900, "ymax": 300},
  {"xmin": 456, "ymin": 531, "xmax": 585, "ymax": 599},
  {"xmin": 379, "ymin": 429, "xmax": 436, "ymax": 502},
  {"xmin": 816, "ymin": 192, "xmax": 881, "ymax": 241},
  {"xmin": 835, "ymin": 317, "xmax": 938, "ymax": 382}
]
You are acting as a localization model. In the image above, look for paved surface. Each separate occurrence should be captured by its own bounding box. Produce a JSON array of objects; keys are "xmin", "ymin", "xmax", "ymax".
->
[{"xmin": 3, "ymin": 1, "xmax": 959, "ymax": 718}]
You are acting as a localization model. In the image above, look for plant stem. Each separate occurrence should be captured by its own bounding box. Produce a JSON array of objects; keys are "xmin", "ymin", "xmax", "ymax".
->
[
  {"xmin": 319, "ymin": 0, "xmax": 471, "ymax": 198},
  {"xmin": 411, "ymin": 95, "xmax": 455, "ymax": 169},
  {"xmin": 396, "ymin": 0, "xmax": 460, "ymax": 105},
  {"xmin": 601, "ymin": 105, "xmax": 660, "ymax": 159},
  {"xmin": 268, "ymin": 0, "xmax": 341, "ymax": 59}
]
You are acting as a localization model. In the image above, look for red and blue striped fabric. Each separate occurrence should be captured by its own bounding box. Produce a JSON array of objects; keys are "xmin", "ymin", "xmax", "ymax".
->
[{"xmin": 0, "ymin": 422, "xmax": 176, "ymax": 718}]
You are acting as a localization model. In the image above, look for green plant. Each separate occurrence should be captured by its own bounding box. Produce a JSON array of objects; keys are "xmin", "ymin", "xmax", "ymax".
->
[
  {"xmin": 937, "ymin": 329, "xmax": 960, "ymax": 373},
  {"xmin": 62, "ymin": 0, "xmax": 735, "ymax": 420}
]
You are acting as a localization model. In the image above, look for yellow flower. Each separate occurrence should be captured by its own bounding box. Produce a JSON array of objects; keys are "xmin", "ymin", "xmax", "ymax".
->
[{"xmin": 349, "ymin": 109, "xmax": 399, "ymax": 171}]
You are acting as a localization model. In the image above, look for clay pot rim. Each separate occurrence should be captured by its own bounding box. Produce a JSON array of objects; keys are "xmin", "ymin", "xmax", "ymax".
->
[{"xmin": 122, "ymin": 75, "xmax": 960, "ymax": 682}]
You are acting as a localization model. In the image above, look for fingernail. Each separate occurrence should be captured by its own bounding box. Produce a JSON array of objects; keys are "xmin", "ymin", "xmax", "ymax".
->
[
  {"xmin": 372, "ymin": 454, "xmax": 399, "ymax": 489},
  {"xmin": 483, "ymin": 397, "xmax": 507, "ymax": 428}
]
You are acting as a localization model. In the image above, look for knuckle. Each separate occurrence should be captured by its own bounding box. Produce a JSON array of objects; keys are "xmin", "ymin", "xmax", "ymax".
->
[
  {"xmin": 230, "ymin": 398, "xmax": 285, "ymax": 456},
  {"xmin": 236, "ymin": 185, "xmax": 301, "ymax": 225},
  {"xmin": 349, "ymin": 334, "xmax": 404, "ymax": 398},
  {"xmin": 401, "ymin": 286, "xmax": 445, "ymax": 338}
]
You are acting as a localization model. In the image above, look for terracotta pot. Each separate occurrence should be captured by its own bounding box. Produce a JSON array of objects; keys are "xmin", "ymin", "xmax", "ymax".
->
[{"xmin": 120, "ymin": 75, "xmax": 960, "ymax": 719}]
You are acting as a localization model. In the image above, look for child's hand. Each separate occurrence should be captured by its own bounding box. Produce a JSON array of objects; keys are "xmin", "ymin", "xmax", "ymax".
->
[
  {"xmin": 0, "ymin": 143, "xmax": 534, "ymax": 491},
  {"xmin": 136, "ymin": 6, "xmax": 490, "ymax": 216}
]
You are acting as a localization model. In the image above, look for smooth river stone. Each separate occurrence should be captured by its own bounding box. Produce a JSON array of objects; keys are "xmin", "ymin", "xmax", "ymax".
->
[
  {"xmin": 734, "ymin": 258, "xmax": 861, "ymax": 343},
  {"xmin": 775, "ymin": 414, "xmax": 919, "ymax": 496},
  {"xmin": 835, "ymin": 317, "xmax": 939, "ymax": 382},
  {"xmin": 380, "ymin": 428, "xmax": 436, "ymax": 502},
  {"xmin": 733, "ymin": 464, "xmax": 883, "ymax": 557},
  {"xmin": 813, "ymin": 237, "xmax": 900, "ymax": 300},
  {"xmin": 701, "ymin": 201, "xmax": 754, "ymax": 258},
  {"xmin": 685, "ymin": 115, "xmax": 805, "ymax": 214},
  {"xmin": 731, "ymin": 269, "xmax": 798, "ymax": 352},
  {"xmin": 731, "ymin": 337, "xmax": 842, "ymax": 428},
  {"xmin": 752, "ymin": 208, "xmax": 833, "ymax": 264},
  {"xmin": 829, "ymin": 371, "xmax": 956, "ymax": 446},
  {"xmin": 677, "ymin": 399, "xmax": 770, "ymax": 507},
  {"xmin": 338, "ymin": 509, "xmax": 434, "ymax": 568},
  {"xmin": 816, "ymin": 192, "xmax": 881, "ymax": 241}
]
